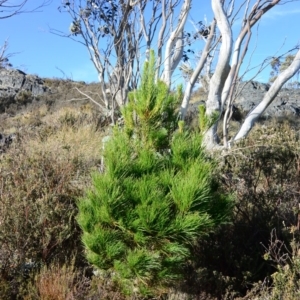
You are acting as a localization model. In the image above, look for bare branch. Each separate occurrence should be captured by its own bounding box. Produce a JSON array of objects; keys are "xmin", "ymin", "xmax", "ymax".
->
[
  {"xmin": 74, "ymin": 87, "xmax": 110, "ymax": 114},
  {"xmin": 0, "ymin": 39, "xmax": 16, "ymax": 68},
  {"xmin": 0, "ymin": 0, "xmax": 52, "ymax": 19}
]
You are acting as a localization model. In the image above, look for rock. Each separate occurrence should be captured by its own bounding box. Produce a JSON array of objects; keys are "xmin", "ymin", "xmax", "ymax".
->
[
  {"xmin": 0, "ymin": 132, "xmax": 16, "ymax": 153},
  {"xmin": 0, "ymin": 67, "xmax": 49, "ymax": 112},
  {"xmin": 250, "ymin": 81, "xmax": 270, "ymax": 91},
  {"xmin": 189, "ymin": 81, "xmax": 300, "ymax": 123},
  {"xmin": 0, "ymin": 68, "xmax": 48, "ymax": 95},
  {"xmin": 236, "ymin": 81, "xmax": 300, "ymax": 118}
]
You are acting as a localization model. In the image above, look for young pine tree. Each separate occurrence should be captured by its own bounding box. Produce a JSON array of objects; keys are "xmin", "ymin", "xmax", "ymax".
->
[{"xmin": 77, "ymin": 51, "xmax": 233, "ymax": 297}]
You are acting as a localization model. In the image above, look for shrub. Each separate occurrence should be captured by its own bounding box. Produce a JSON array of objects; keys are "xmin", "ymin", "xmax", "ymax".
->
[
  {"xmin": 189, "ymin": 122, "xmax": 300, "ymax": 298},
  {"xmin": 242, "ymin": 228, "xmax": 300, "ymax": 300},
  {"xmin": 264, "ymin": 229, "xmax": 300, "ymax": 300},
  {"xmin": 77, "ymin": 51, "xmax": 233, "ymax": 297},
  {"xmin": 0, "ymin": 118, "xmax": 104, "ymax": 297},
  {"xmin": 15, "ymin": 90, "xmax": 33, "ymax": 104},
  {"xmin": 21, "ymin": 259, "xmax": 92, "ymax": 300},
  {"xmin": 0, "ymin": 145, "xmax": 82, "ymax": 274}
]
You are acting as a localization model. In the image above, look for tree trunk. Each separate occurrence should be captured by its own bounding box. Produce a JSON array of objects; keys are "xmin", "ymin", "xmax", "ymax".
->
[
  {"xmin": 234, "ymin": 49, "xmax": 300, "ymax": 142},
  {"xmin": 204, "ymin": 0, "xmax": 232, "ymax": 149},
  {"xmin": 161, "ymin": 0, "xmax": 191, "ymax": 87},
  {"xmin": 180, "ymin": 20, "xmax": 216, "ymax": 119}
]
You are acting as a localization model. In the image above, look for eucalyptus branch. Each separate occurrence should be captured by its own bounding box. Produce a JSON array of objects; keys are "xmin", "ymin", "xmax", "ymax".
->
[{"xmin": 0, "ymin": 0, "xmax": 51, "ymax": 19}]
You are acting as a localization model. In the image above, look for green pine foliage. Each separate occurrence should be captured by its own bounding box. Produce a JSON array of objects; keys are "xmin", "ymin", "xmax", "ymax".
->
[
  {"xmin": 77, "ymin": 51, "xmax": 233, "ymax": 297},
  {"xmin": 122, "ymin": 50, "xmax": 181, "ymax": 150},
  {"xmin": 198, "ymin": 104, "xmax": 219, "ymax": 133}
]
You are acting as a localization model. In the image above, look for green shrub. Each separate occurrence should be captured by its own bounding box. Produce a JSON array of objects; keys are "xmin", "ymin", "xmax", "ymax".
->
[{"xmin": 77, "ymin": 51, "xmax": 233, "ymax": 297}]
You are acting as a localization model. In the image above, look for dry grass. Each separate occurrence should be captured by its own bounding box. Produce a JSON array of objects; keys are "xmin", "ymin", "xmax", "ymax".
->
[
  {"xmin": 190, "ymin": 87, "xmax": 208, "ymax": 103},
  {"xmin": 2, "ymin": 77, "xmax": 300, "ymax": 299},
  {"xmin": 0, "ymin": 90, "xmax": 110, "ymax": 298},
  {"xmin": 3, "ymin": 105, "xmax": 107, "ymax": 160},
  {"xmin": 22, "ymin": 259, "xmax": 96, "ymax": 300},
  {"xmin": 27, "ymin": 110, "xmax": 104, "ymax": 165},
  {"xmin": 26, "ymin": 263, "xmax": 79, "ymax": 300}
]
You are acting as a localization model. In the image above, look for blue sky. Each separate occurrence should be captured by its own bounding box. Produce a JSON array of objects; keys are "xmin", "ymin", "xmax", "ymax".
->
[{"xmin": 0, "ymin": 1, "xmax": 299, "ymax": 84}]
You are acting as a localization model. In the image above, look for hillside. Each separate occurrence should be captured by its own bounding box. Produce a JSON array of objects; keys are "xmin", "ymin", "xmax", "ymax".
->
[
  {"xmin": 2, "ymin": 68, "xmax": 300, "ymax": 137},
  {"xmin": 1, "ymin": 69, "xmax": 300, "ymax": 299}
]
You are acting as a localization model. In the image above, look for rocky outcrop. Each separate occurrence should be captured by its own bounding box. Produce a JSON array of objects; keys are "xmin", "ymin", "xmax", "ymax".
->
[
  {"xmin": 1, "ymin": 68, "xmax": 299, "ymax": 121},
  {"xmin": 0, "ymin": 67, "xmax": 50, "ymax": 112},
  {"xmin": 189, "ymin": 81, "xmax": 300, "ymax": 121},
  {"xmin": 236, "ymin": 81, "xmax": 300, "ymax": 119}
]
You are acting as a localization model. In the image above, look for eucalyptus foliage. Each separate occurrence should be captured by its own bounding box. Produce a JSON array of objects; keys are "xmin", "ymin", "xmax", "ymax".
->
[{"xmin": 77, "ymin": 51, "xmax": 232, "ymax": 297}]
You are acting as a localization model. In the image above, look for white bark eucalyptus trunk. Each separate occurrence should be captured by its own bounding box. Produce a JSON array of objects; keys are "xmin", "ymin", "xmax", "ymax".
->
[
  {"xmin": 221, "ymin": 0, "xmax": 281, "ymax": 147},
  {"xmin": 161, "ymin": 0, "xmax": 191, "ymax": 87},
  {"xmin": 180, "ymin": 20, "xmax": 217, "ymax": 119},
  {"xmin": 204, "ymin": 0, "xmax": 232, "ymax": 149},
  {"xmin": 234, "ymin": 49, "xmax": 300, "ymax": 142}
]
